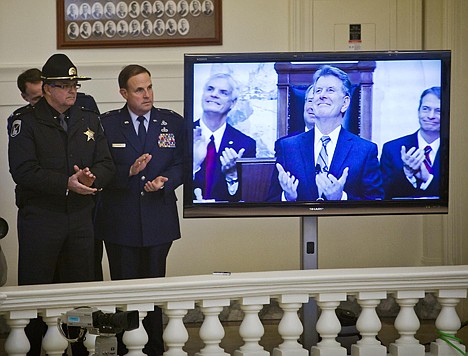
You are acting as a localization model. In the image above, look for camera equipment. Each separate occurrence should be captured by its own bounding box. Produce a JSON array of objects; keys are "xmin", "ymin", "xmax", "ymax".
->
[{"xmin": 58, "ymin": 307, "xmax": 139, "ymax": 356}]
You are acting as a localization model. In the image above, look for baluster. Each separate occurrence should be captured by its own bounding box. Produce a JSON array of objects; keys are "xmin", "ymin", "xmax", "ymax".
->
[
  {"xmin": 388, "ymin": 290, "xmax": 425, "ymax": 356},
  {"xmin": 83, "ymin": 333, "xmax": 96, "ymax": 354},
  {"xmin": 351, "ymin": 291, "xmax": 387, "ymax": 356},
  {"xmin": 163, "ymin": 300, "xmax": 194, "ymax": 356},
  {"xmin": 273, "ymin": 294, "xmax": 309, "ymax": 356},
  {"xmin": 4, "ymin": 310, "xmax": 36, "ymax": 356},
  {"xmin": 311, "ymin": 293, "xmax": 347, "ymax": 356},
  {"xmin": 234, "ymin": 296, "xmax": 269, "ymax": 356},
  {"xmin": 42, "ymin": 309, "xmax": 69, "ymax": 355},
  {"xmin": 122, "ymin": 303, "xmax": 153, "ymax": 356},
  {"xmin": 196, "ymin": 299, "xmax": 230, "ymax": 356},
  {"xmin": 430, "ymin": 289, "xmax": 467, "ymax": 355}
]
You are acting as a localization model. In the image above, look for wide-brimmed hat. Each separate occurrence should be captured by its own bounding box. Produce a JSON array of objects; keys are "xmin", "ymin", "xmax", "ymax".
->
[{"xmin": 41, "ymin": 53, "xmax": 91, "ymax": 81}]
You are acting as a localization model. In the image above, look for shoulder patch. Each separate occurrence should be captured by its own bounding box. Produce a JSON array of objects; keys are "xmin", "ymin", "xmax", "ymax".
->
[{"xmin": 10, "ymin": 119, "xmax": 22, "ymax": 138}]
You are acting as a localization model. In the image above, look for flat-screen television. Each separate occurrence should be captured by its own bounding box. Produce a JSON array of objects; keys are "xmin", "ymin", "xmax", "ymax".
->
[{"xmin": 183, "ymin": 50, "xmax": 450, "ymax": 218}]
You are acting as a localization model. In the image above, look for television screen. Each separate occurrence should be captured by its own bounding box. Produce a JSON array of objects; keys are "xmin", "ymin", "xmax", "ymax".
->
[{"xmin": 183, "ymin": 50, "xmax": 450, "ymax": 218}]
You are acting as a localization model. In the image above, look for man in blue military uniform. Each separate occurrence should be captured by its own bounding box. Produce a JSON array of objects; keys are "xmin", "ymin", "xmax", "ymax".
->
[
  {"xmin": 8, "ymin": 53, "xmax": 115, "ymax": 355},
  {"xmin": 95, "ymin": 64, "xmax": 184, "ymax": 355}
]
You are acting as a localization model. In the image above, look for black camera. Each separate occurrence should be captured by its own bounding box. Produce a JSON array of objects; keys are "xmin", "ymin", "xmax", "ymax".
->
[{"xmin": 64, "ymin": 307, "xmax": 139, "ymax": 334}]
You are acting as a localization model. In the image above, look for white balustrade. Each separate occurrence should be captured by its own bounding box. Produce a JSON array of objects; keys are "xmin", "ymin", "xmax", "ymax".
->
[
  {"xmin": 351, "ymin": 291, "xmax": 387, "ymax": 356},
  {"xmin": 163, "ymin": 300, "xmax": 194, "ymax": 356},
  {"xmin": 196, "ymin": 298, "xmax": 230, "ymax": 356},
  {"xmin": 234, "ymin": 296, "xmax": 270, "ymax": 356},
  {"xmin": 0, "ymin": 266, "xmax": 466, "ymax": 356},
  {"xmin": 122, "ymin": 303, "xmax": 153, "ymax": 356},
  {"xmin": 273, "ymin": 294, "xmax": 309, "ymax": 356},
  {"xmin": 311, "ymin": 293, "xmax": 347, "ymax": 356},
  {"xmin": 430, "ymin": 289, "xmax": 467, "ymax": 355},
  {"xmin": 4, "ymin": 310, "xmax": 36, "ymax": 355},
  {"xmin": 42, "ymin": 308, "xmax": 69, "ymax": 356},
  {"xmin": 389, "ymin": 290, "xmax": 426, "ymax": 356}
]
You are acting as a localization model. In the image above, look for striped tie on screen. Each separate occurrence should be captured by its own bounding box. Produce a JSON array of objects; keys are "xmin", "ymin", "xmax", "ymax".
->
[{"xmin": 316, "ymin": 135, "xmax": 331, "ymax": 173}]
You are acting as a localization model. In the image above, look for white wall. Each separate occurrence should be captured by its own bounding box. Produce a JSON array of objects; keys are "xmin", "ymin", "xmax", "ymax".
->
[{"xmin": 1, "ymin": 0, "xmax": 460, "ymax": 287}]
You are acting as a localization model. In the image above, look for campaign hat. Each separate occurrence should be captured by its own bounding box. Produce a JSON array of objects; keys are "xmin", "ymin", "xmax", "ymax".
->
[{"xmin": 41, "ymin": 53, "xmax": 91, "ymax": 81}]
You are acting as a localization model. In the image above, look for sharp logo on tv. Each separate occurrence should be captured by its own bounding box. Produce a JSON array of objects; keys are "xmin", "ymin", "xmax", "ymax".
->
[{"xmin": 183, "ymin": 50, "xmax": 450, "ymax": 218}]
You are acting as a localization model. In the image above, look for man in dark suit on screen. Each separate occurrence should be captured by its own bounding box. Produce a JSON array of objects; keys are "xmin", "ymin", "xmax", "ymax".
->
[
  {"xmin": 268, "ymin": 65, "xmax": 383, "ymax": 201},
  {"xmin": 193, "ymin": 73, "xmax": 256, "ymax": 202},
  {"xmin": 380, "ymin": 86, "xmax": 441, "ymax": 199}
]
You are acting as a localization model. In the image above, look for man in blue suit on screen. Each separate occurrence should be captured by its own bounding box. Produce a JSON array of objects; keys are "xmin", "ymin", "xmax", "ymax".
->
[
  {"xmin": 192, "ymin": 72, "xmax": 256, "ymax": 202},
  {"xmin": 380, "ymin": 86, "xmax": 441, "ymax": 199},
  {"xmin": 268, "ymin": 65, "xmax": 384, "ymax": 201}
]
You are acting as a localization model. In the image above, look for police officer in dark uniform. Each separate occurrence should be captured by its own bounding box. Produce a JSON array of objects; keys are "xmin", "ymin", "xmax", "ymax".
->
[
  {"xmin": 7, "ymin": 53, "xmax": 115, "ymax": 355},
  {"xmin": 95, "ymin": 64, "xmax": 184, "ymax": 356}
]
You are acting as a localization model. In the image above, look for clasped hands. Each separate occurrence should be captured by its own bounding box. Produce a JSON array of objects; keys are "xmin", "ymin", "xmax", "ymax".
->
[
  {"xmin": 276, "ymin": 163, "xmax": 348, "ymax": 201},
  {"xmin": 400, "ymin": 146, "xmax": 430, "ymax": 182},
  {"xmin": 68, "ymin": 165, "xmax": 97, "ymax": 195},
  {"xmin": 129, "ymin": 153, "xmax": 167, "ymax": 192}
]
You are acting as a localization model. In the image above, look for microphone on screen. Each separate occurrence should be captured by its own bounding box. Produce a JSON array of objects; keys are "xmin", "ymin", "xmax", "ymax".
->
[{"xmin": 315, "ymin": 164, "xmax": 321, "ymax": 174}]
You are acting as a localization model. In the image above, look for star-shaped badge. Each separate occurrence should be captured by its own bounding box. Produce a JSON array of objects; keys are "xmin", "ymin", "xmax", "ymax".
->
[{"xmin": 84, "ymin": 128, "xmax": 95, "ymax": 141}]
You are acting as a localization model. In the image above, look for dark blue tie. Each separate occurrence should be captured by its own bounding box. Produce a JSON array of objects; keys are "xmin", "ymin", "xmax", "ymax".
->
[{"xmin": 137, "ymin": 116, "xmax": 146, "ymax": 145}]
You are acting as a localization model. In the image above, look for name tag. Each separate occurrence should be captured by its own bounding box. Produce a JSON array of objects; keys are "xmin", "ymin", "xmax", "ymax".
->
[{"xmin": 112, "ymin": 143, "xmax": 126, "ymax": 148}]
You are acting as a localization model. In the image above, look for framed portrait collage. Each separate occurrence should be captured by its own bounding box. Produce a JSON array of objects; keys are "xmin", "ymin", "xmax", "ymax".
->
[{"xmin": 57, "ymin": 0, "xmax": 222, "ymax": 48}]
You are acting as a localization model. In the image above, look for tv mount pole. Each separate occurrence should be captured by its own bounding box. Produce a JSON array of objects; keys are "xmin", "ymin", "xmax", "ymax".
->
[{"xmin": 301, "ymin": 216, "xmax": 319, "ymax": 350}]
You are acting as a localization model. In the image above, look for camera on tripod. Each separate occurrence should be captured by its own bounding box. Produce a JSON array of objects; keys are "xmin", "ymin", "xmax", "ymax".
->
[{"xmin": 59, "ymin": 307, "xmax": 139, "ymax": 355}]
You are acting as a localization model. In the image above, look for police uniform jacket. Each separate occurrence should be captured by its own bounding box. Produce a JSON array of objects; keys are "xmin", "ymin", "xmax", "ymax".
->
[
  {"xmin": 95, "ymin": 105, "xmax": 184, "ymax": 247},
  {"xmin": 8, "ymin": 97, "xmax": 115, "ymax": 212}
]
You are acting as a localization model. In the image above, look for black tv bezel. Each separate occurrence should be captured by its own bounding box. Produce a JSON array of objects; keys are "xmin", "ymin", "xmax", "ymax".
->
[{"xmin": 183, "ymin": 50, "xmax": 451, "ymax": 218}]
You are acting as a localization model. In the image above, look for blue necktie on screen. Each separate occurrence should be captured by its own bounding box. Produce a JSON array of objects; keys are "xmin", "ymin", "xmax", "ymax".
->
[
  {"xmin": 204, "ymin": 135, "xmax": 216, "ymax": 199},
  {"xmin": 137, "ymin": 116, "xmax": 146, "ymax": 145},
  {"xmin": 316, "ymin": 136, "xmax": 331, "ymax": 173}
]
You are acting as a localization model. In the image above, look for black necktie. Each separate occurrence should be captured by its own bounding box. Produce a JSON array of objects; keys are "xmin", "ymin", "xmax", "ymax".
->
[
  {"xmin": 58, "ymin": 113, "xmax": 68, "ymax": 132},
  {"xmin": 137, "ymin": 116, "xmax": 146, "ymax": 144}
]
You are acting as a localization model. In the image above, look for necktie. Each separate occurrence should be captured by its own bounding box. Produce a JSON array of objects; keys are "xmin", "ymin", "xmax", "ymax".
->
[
  {"xmin": 58, "ymin": 113, "xmax": 68, "ymax": 132},
  {"xmin": 424, "ymin": 145, "xmax": 433, "ymax": 174},
  {"xmin": 316, "ymin": 136, "xmax": 331, "ymax": 173},
  {"xmin": 137, "ymin": 116, "xmax": 146, "ymax": 145},
  {"xmin": 204, "ymin": 135, "xmax": 216, "ymax": 199}
]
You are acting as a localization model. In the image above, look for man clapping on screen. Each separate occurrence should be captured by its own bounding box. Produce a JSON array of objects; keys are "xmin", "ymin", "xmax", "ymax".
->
[{"xmin": 193, "ymin": 73, "xmax": 256, "ymax": 201}]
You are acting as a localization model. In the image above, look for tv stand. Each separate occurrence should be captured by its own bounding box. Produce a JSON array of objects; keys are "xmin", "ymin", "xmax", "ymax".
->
[{"xmin": 301, "ymin": 216, "xmax": 319, "ymax": 349}]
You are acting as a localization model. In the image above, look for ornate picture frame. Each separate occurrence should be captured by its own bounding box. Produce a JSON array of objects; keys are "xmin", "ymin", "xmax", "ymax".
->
[{"xmin": 57, "ymin": 0, "xmax": 222, "ymax": 48}]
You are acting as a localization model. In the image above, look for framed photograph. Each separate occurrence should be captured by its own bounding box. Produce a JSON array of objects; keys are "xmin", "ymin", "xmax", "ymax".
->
[{"xmin": 57, "ymin": 0, "xmax": 222, "ymax": 48}]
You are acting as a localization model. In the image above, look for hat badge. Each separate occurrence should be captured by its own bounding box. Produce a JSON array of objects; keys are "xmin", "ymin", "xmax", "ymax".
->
[{"xmin": 69, "ymin": 67, "xmax": 77, "ymax": 76}]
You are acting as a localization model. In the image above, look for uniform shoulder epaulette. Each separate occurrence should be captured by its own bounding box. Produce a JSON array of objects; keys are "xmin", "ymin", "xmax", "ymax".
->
[
  {"xmin": 80, "ymin": 106, "xmax": 100, "ymax": 115},
  {"xmin": 11, "ymin": 104, "xmax": 34, "ymax": 117},
  {"xmin": 156, "ymin": 107, "xmax": 183, "ymax": 118},
  {"xmin": 100, "ymin": 108, "xmax": 122, "ymax": 119}
]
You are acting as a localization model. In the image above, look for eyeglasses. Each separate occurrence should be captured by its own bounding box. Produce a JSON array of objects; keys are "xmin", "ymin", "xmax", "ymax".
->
[{"xmin": 48, "ymin": 83, "xmax": 81, "ymax": 90}]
